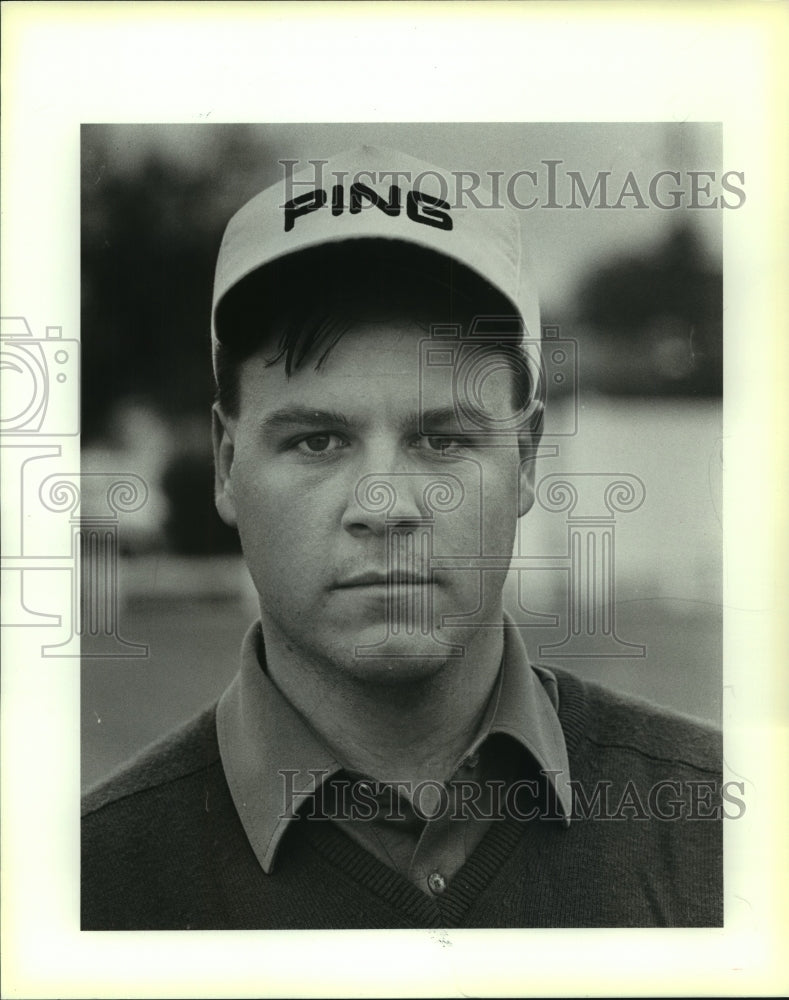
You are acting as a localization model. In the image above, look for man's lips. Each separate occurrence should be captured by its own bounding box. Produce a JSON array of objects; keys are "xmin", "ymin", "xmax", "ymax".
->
[{"xmin": 333, "ymin": 571, "xmax": 434, "ymax": 589}]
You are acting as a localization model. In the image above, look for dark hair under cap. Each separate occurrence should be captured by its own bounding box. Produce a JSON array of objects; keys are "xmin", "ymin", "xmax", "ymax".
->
[{"xmin": 214, "ymin": 239, "xmax": 529, "ymax": 419}]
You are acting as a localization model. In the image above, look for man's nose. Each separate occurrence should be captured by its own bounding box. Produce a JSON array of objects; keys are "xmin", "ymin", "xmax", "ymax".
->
[
  {"xmin": 340, "ymin": 465, "xmax": 427, "ymax": 537},
  {"xmin": 341, "ymin": 460, "xmax": 467, "ymax": 540},
  {"xmin": 338, "ymin": 435, "xmax": 435, "ymax": 535}
]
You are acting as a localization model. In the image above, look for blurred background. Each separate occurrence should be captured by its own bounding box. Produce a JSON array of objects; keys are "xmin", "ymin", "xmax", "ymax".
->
[{"xmin": 81, "ymin": 123, "xmax": 722, "ymax": 790}]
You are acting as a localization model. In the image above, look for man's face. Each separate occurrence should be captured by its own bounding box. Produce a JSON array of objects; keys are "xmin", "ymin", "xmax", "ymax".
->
[{"xmin": 213, "ymin": 315, "xmax": 535, "ymax": 684}]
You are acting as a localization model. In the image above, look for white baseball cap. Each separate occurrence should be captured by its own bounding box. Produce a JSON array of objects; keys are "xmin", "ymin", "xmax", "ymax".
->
[{"xmin": 211, "ymin": 145, "xmax": 540, "ymax": 372}]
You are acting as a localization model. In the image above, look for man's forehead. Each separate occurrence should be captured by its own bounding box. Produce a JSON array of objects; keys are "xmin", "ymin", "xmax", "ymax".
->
[
  {"xmin": 243, "ymin": 319, "xmax": 436, "ymax": 388},
  {"xmin": 238, "ymin": 320, "xmax": 519, "ymax": 421}
]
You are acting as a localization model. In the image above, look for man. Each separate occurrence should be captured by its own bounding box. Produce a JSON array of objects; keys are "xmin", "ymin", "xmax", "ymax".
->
[{"xmin": 82, "ymin": 146, "xmax": 723, "ymax": 929}]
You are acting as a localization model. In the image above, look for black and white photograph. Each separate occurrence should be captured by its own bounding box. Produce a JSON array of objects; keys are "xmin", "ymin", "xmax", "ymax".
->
[
  {"xmin": 79, "ymin": 122, "xmax": 727, "ymax": 930},
  {"xmin": 2, "ymin": 3, "xmax": 786, "ymax": 997}
]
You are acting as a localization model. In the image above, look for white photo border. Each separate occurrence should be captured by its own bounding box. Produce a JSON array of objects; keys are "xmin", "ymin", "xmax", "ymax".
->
[{"xmin": 1, "ymin": 2, "xmax": 787, "ymax": 997}]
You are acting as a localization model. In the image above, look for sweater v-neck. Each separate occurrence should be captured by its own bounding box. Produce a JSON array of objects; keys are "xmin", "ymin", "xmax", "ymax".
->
[
  {"xmin": 301, "ymin": 812, "xmax": 530, "ymax": 928},
  {"xmin": 296, "ymin": 671, "xmax": 588, "ymax": 927}
]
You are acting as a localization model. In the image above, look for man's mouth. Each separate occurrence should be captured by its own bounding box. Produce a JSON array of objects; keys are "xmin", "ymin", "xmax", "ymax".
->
[{"xmin": 333, "ymin": 571, "xmax": 434, "ymax": 589}]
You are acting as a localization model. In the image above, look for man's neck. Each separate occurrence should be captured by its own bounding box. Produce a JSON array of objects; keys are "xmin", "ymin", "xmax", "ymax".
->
[{"xmin": 261, "ymin": 623, "xmax": 504, "ymax": 787}]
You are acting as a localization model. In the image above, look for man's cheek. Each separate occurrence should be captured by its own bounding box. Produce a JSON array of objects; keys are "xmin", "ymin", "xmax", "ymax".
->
[{"xmin": 456, "ymin": 461, "xmax": 519, "ymax": 552}]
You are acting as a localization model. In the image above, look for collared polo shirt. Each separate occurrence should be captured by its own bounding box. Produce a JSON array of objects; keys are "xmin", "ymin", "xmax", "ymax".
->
[{"xmin": 217, "ymin": 617, "xmax": 571, "ymax": 896}]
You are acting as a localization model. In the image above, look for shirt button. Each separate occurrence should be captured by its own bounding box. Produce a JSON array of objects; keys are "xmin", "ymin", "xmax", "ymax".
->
[{"xmin": 427, "ymin": 871, "xmax": 447, "ymax": 895}]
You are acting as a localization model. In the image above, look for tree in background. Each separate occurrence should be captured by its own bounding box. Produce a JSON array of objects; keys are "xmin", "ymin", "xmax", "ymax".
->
[{"xmin": 573, "ymin": 224, "xmax": 722, "ymax": 396}]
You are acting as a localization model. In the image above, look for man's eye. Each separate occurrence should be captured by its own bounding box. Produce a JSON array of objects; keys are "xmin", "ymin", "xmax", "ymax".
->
[
  {"xmin": 294, "ymin": 433, "xmax": 347, "ymax": 455},
  {"xmin": 422, "ymin": 435, "xmax": 471, "ymax": 452}
]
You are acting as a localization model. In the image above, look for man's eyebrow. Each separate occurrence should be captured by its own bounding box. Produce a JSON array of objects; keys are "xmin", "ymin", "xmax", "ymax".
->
[
  {"xmin": 258, "ymin": 405, "xmax": 506, "ymax": 434},
  {"xmin": 419, "ymin": 406, "xmax": 502, "ymax": 430},
  {"xmin": 259, "ymin": 407, "xmax": 351, "ymax": 430},
  {"xmin": 419, "ymin": 407, "xmax": 460, "ymax": 427}
]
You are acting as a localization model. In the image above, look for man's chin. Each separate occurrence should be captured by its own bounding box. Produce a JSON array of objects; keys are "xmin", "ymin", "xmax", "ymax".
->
[{"xmin": 335, "ymin": 623, "xmax": 468, "ymax": 685}]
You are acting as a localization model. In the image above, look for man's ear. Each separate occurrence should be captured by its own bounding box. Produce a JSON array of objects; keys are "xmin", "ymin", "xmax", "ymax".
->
[
  {"xmin": 518, "ymin": 446, "xmax": 537, "ymax": 517},
  {"xmin": 212, "ymin": 404, "xmax": 238, "ymax": 528},
  {"xmin": 517, "ymin": 415, "xmax": 543, "ymax": 517},
  {"xmin": 516, "ymin": 383, "xmax": 544, "ymax": 517}
]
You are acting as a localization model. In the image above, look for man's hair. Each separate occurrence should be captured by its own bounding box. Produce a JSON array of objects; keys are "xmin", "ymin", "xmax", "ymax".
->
[{"xmin": 213, "ymin": 242, "xmax": 542, "ymax": 437}]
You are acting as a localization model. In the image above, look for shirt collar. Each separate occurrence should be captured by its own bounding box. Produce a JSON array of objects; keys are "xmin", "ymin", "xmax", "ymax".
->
[
  {"xmin": 480, "ymin": 624, "xmax": 573, "ymax": 820},
  {"xmin": 216, "ymin": 623, "xmax": 343, "ymax": 873},
  {"xmin": 216, "ymin": 618, "xmax": 572, "ymax": 874}
]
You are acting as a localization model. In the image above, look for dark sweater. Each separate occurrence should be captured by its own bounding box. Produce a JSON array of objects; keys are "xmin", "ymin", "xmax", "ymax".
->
[{"xmin": 81, "ymin": 668, "xmax": 723, "ymax": 929}]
